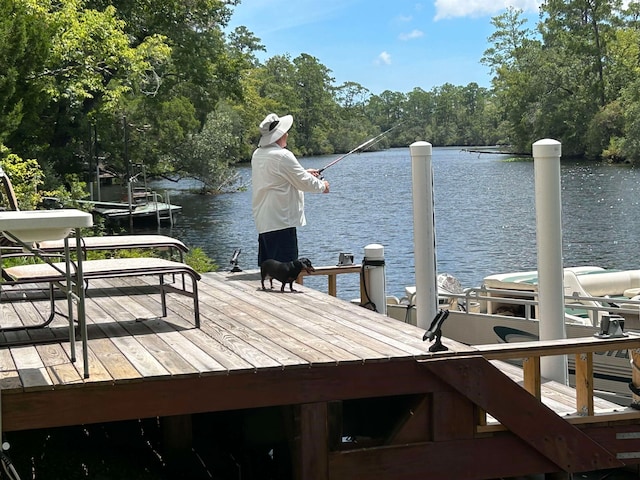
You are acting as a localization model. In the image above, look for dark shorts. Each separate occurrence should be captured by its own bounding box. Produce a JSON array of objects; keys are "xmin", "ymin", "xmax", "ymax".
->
[{"xmin": 258, "ymin": 227, "xmax": 298, "ymax": 266}]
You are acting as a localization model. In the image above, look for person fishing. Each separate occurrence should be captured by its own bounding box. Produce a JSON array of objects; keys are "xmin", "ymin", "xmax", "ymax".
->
[{"xmin": 251, "ymin": 113, "xmax": 330, "ymax": 266}]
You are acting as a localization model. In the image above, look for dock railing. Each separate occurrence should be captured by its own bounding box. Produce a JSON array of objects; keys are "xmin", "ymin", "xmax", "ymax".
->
[
  {"xmin": 297, "ymin": 264, "xmax": 363, "ymax": 298},
  {"xmin": 463, "ymin": 334, "xmax": 640, "ymax": 425}
]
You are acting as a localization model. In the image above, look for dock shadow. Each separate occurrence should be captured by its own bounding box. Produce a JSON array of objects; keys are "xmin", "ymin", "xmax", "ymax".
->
[{"xmin": 221, "ymin": 271, "xmax": 261, "ymax": 282}]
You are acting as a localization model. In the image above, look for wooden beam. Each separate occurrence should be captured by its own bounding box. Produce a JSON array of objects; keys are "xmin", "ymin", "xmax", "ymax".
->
[
  {"xmin": 581, "ymin": 423, "xmax": 640, "ymax": 459},
  {"xmin": 298, "ymin": 265, "xmax": 361, "ymax": 278},
  {"xmin": 471, "ymin": 334, "xmax": 640, "ymax": 360},
  {"xmin": 1, "ymin": 360, "xmax": 450, "ymax": 432},
  {"xmin": 330, "ymin": 433, "xmax": 559, "ymax": 480}
]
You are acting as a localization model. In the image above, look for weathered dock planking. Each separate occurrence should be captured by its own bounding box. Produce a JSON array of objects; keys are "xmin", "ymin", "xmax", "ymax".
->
[{"xmin": 1, "ymin": 270, "xmax": 640, "ymax": 479}]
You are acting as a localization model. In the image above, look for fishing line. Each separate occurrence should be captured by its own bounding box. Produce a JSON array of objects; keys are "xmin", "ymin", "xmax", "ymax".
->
[{"xmin": 318, "ymin": 121, "xmax": 405, "ymax": 177}]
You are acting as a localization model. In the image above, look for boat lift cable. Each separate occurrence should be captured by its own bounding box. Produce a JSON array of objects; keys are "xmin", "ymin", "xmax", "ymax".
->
[
  {"xmin": 317, "ymin": 121, "xmax": 405, "ymax": 177},
  {"xmin": 359, "ymin": 256, "xmax": 388, "ymax": 313},
  {"xmin": 359, "ymin": 261, "xmax": 378, "ymax": 313}
]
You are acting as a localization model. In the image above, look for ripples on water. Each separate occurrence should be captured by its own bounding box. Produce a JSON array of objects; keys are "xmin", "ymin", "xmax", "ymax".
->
[{"xmin": 125, "ymin": 147, "xmax": 640, "ymax": 302}]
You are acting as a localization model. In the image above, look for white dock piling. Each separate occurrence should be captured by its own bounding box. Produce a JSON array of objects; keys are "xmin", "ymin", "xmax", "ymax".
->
[
  {"xmin": 533, "ymin": 138, "xmax": 568, "ymax": 384},
  {"xmin": 409, "ymin": 141, "xmax": 438, "ymax": 330}
]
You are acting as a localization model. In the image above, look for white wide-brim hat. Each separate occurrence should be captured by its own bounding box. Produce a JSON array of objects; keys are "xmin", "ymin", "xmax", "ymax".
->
[{"xmin": 258, "ymin": 113, "xmax": 293, "ymax": 147}]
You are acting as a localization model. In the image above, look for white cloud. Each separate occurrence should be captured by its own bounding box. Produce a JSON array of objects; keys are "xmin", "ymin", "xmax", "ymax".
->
[
  {"xmin": 375, "ymin": 51, "xmax": 392, "ymax": 66},
  {"xmin": 434, "ymin": 0, "xmax": 541, "ymax": 20},
  {"xmin": 399, "ymin": 29, "xmax": 425, "ymax": 41}
]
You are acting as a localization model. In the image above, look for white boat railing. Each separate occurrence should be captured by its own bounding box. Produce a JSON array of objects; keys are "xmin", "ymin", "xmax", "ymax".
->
[
  {"xmin": 280, "ymin": 263, "xmax": 640, "ymax": 334},
  {"xmin": 438, "ymin": 286, "xmax": 640, "ymax": 328}
]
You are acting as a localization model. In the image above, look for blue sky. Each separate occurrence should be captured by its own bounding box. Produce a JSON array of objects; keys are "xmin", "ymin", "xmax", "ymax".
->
[{"xmin": 227, "ymin": 0, "xmax": 542, "ymax": 95}]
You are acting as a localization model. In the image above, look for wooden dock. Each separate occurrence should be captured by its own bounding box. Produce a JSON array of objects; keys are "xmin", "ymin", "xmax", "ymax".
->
[{"xmin": 2, "ymin": 269, "xmax": 640, "ymax": 479}]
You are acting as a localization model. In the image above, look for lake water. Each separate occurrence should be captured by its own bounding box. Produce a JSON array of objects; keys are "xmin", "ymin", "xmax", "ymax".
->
[{"xmin": 121, "ymin": 146, "xmax": 640, "ymax": 302}]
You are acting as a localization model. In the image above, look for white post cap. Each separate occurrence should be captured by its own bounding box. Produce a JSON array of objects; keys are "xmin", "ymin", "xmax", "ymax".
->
[
  {"xmin": 410, "ymin": 141, "xmax": 432, "ymax": 156},
  {"xmin": 532, "ymin": 138, "xmax": 561, "ymax": 158},
  {"xmin": 364, "ymin": 243, "xmax": 384, "ymax": 260}
]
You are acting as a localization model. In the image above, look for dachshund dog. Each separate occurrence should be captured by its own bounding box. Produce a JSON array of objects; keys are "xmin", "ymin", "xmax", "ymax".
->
[{"xmin": 260, "ymin": 257, "xmax": 315, "ymax": 292}]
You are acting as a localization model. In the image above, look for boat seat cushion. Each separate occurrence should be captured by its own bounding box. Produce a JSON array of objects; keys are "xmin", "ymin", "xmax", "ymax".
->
[{"xmin": 576, "ymin": 270, "xmax": 640, "ymax": 297}]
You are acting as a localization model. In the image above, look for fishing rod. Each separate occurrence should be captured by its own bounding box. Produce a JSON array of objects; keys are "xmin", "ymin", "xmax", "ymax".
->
[{"xmin": 317, "ymin": 121, "xmax": 404, "ymax": 176}]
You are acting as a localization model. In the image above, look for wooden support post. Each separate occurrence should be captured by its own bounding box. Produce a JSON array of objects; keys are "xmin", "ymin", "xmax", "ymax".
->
[
  {"xmin": 161, "ymin": 414, "xmax": 193, "ymax": 474},
  {"xmin": 574, "ymin": 352, "xmax": 594, "ymax": 415},
  {"xmin": 476, "ymin": 405, "xmax": 487, "ymax": 427},
  {"xmin": 432, "ymin": 391, "xmax": 475, "ymax": 441},
  {"xmin": 293, "ymin": 402, "xmax": 329, "ymax": 480},
  {"xmin": 523, "ymin": 356, "xmax": 541, "ymax": 399},
  {"xmin": 161, "ymin": 414, "xmax": 193, "ymax": 452},
  {"xmin": 328, "ymin": 274, "xmax": 337, "ymax": 297}
]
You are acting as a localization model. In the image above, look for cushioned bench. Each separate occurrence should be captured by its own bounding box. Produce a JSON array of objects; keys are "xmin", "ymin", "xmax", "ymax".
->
[
  {"xmin": 1, "ymin": 234, "xmax": 191, "ymax": 287},
  {"xmin": 4, "ymin": 257, "xmax": 201, "ymax": 328},
  {"xmin": 36, "ymin": 234, "xmax": 188, "ymax": 261}
]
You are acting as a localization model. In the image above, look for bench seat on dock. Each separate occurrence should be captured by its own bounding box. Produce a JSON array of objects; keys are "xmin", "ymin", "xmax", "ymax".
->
[
  {"xmin": 3, "ymin": 257, "xmax": 201, "ymax": 328},
  {"xmin": 36, "ymin": 234, "xmax": 188, "ymax": 260}
]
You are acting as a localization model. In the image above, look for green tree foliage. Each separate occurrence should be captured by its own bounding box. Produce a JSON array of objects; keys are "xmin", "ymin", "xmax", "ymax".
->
[
  {"xmin": 3, "ymin": 0, "xmax": 257, "ymax": 191},
  {"xmin": 484, "ymin": 0, "xmax": 640, "ymax": 162},
  {"xmin": 0, "ymin": 0, "xmax": 514, "ymax": 201},
  {"xmin": 0, "ymin": 0, "xmax": 50, "ymax": 145},
  {"xmin": 87, "ymin": 0, "xmax": 250, "ymax": 118},
  {"xmin": 11, "ymin": 0, "xmax": 640, "ymax": 205},
  {"xmin": 3, "ymin": 0, "xmax": 175, "ymax": 186},
  {"xmin": 481, "ymin": 7, "xmax": 542, "ymax": 152},
  {"xmin": 291, "ymin": 54, "xmax": 337, "ymax": 156},
  {"xmin": 537, "ymin": 0, "xmax": 619, "ymax": 156},
  {"xmin": 175, "ymin": 104, "xmax": 243, "ymax": 193},
  {"xmin": 0, "ymin": 145, "xmax": 44, "ymax": 210}
]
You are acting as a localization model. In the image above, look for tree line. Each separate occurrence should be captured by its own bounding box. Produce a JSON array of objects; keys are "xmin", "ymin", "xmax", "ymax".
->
[{"xmin": 2, "ymin": 0, "xmax": 640, "ymax": 201}]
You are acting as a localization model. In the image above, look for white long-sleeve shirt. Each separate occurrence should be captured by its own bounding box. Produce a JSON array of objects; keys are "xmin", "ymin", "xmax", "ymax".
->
[{"xmin": 251, "ymin": 144, "xmax": 326, "ymax": 234}]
